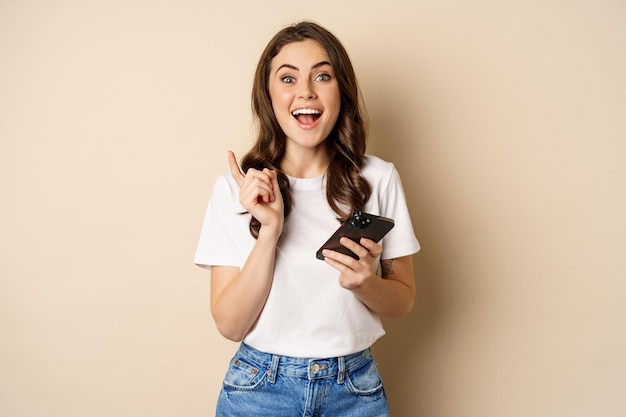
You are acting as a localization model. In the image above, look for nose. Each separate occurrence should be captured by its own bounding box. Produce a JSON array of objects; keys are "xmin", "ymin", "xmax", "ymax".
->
[{"xmin": 298, "ymin": 80, "xmax": 316, "ymax": 99}]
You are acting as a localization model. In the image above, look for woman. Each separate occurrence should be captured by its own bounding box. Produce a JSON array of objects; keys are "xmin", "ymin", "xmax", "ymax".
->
[{"xmin": 195, "ymin": 21, "xmax": 420, "ymax": 416}]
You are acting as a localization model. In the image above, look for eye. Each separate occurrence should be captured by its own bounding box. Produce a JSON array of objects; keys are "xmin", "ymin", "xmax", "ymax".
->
[
  {"xmin": 281, "ymin": 75, "xmax": 296, "ymax": 84},
  {"xmin": 315, "ymin": 73, "xmax": 331, "ymax": 82}
]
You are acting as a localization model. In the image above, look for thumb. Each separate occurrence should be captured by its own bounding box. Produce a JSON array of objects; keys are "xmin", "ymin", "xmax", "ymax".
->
[{"xmin": 227, "ymin": 151, "xmax": 245, "ymax": 186}]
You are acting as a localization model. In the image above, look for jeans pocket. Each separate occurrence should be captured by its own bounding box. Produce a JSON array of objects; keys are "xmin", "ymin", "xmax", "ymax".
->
[
  {"xmin": 222, "ymin": 355, "xmax": 268, "ymax": 391},
  {"xmin": 344, "ymin": 357, "xmax": 384, "ymax": 396}
]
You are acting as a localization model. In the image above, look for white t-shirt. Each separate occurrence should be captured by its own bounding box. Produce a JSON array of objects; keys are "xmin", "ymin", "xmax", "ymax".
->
[{"xmin": 194, "ymin": 155, "xmax": 420, "ymax": 358}]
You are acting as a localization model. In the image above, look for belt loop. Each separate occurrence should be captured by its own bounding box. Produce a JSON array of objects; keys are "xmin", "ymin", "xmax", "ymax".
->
[
  {"xmin": 268, "ymin": 354, "xmax": 280, "ymax": 384},
  {"xmin": 337, "ymin": 356, "xmax": 346, "ymax": 384}
]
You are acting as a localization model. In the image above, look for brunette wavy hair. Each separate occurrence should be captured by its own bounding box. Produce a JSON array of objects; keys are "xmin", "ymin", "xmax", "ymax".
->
[{"xmin": 242, "ymin": 21, "xmax": 372, "ymax": 238}]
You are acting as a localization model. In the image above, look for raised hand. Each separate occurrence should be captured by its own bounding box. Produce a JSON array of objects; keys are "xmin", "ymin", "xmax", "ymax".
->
[{"xmin": 227, "ymin": 151, "xmax": 284, "ymax": 236}]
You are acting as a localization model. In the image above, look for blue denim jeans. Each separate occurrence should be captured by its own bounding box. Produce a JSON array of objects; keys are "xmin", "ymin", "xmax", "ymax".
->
[{"xmin": 216, "ymin": 343, "xmax": 389, "ymax": 417}]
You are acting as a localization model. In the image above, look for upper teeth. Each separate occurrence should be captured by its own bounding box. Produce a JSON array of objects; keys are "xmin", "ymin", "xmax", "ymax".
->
[{"xmin": 292, "ymin": 108, "xmax": 321, "ymax": 116}]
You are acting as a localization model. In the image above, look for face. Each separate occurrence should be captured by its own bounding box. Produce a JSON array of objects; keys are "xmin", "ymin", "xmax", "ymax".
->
[{"xmin": 268, "ymin": 39, "xmax": 341, "ymax": 154}]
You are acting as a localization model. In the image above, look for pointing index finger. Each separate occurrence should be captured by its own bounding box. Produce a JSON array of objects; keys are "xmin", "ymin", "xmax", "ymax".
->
[{"xmin": 227, "ymin": 151, "xmax": 245, "ymax": 186}]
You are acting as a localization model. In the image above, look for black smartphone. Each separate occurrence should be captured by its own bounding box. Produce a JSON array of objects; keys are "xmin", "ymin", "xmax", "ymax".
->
[{"xmin": 316, "ymin": 211, "xmax": 394, "ymax": 260}]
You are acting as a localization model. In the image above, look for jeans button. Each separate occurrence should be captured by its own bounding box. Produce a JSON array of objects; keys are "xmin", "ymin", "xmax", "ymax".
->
[{"xmin": 311, "ymin": 363, "xmax": 320, "ymax": 374}]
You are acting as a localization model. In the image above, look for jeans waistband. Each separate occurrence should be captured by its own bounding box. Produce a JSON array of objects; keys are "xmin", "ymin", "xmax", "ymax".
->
[{"xmin": 236, "ymin": 343, "xmax": 372, "ymax": 383}]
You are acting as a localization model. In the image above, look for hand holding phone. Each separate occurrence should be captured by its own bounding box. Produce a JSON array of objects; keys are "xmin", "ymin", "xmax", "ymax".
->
[{"xmin": 316, "ymin": 211, "xmax": 394, "ymax": 260}]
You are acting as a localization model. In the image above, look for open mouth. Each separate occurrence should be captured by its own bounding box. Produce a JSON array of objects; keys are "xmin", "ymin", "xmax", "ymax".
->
[{"xmin": 291, "ymin": 108, "xmax": 322, "ymax": 125}]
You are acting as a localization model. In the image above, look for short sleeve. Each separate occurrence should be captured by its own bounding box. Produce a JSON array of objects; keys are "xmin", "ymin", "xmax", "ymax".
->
[
  {"xmin": 194, "ymin": 173, "xmax": 253, "ymax": 269},
  {"xmin": 377, "ymin": 165, "xmax": 421, "ymax": 260}
]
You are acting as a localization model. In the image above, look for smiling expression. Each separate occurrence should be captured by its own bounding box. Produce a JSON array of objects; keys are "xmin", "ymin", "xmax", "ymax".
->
[{"xmin": 268, "ymin": 39, "xmax": 341, "ymax": 154}]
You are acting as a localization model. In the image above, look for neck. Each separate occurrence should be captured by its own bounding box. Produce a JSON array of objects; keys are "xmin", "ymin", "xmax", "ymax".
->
[{"xmin": 280, "ymin": 147, "xmax": 330, "ymax": 178}]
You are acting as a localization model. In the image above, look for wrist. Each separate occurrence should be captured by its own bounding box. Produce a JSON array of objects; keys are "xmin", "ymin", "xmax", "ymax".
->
[
  {"xmin": 257, "ymin": 223, "xmax": 282, "ymax": 243},
  {"xmin": 341, "ymin": 272, "xmax": 377, "ymax": 291}
]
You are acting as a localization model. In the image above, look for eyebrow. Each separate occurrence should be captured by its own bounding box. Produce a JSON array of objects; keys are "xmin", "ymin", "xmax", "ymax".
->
[{"xmin": 275, "ymin": 61, "xmax": 332, "ymax": 75}]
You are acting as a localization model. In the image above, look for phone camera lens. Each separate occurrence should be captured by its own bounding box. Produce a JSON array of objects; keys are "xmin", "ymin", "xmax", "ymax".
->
[{"xmin": 351, "ymin": 211, "xmax": 369, "ymax": 229}]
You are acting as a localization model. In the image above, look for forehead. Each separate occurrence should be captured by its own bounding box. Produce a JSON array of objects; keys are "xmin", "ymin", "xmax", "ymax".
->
[{"xmin": 270, "ymin": 39, "xmax": 331, "ymax": 70}]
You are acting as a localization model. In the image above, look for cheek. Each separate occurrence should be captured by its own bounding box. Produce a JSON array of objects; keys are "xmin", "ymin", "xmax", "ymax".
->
[
  {"xmin": 325, "ymin": 86, "xmax": 341, "ymax": 112},
  {"xmin": 268, "ymin": 89, "xmax": 286, "ymax": 114},
  {"xmin": 270, "ymin": 96, "xmax": 290, "ymax": 119},
  {"xmin": 268, "ymin": 80, "xmax": 288, "ymax": 102},
  {"xmin": 269, "ymin": 90, "xmax": 291, "ymax": 116},
  {"xmin": 327, "ymin": 93, "xmax": 341, "ymax": 125},
  {"xmin": 270, "ymin": 99, "xmax": 293, "ymax": 132}
]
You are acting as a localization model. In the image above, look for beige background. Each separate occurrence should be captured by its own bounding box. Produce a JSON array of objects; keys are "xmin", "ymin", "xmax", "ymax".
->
[{"xmin": 1, "ymin": 1, "xmax": 625, "ymax": 416}]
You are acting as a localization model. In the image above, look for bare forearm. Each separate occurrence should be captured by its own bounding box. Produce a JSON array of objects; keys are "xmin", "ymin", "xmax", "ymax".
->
[
  {"xmin": 322, "ymin": 239, "xmax": 417, "ymax": 318},
  {"xmin": 350, "ymin": 273, "xmax": 415, "ymax": 318},
  {"xmin": 211, "ymin": 229, "xmax": 279, "ymax": 340}
]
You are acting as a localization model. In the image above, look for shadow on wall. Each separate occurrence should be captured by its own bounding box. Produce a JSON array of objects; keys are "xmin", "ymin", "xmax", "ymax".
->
[{"xmin": 365, "ymin": 71, "xmax": 449, "ymax": 415}]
